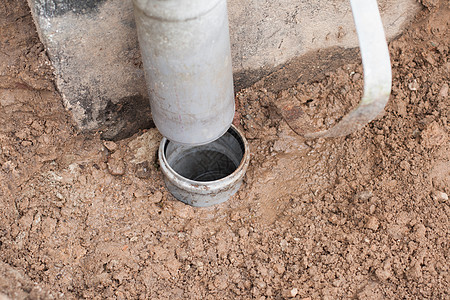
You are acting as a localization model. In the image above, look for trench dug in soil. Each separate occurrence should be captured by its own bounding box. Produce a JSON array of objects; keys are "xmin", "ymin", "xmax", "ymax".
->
[{"xmin": 0, "ymin": 0, "xmax": 449, "ymax": 299}]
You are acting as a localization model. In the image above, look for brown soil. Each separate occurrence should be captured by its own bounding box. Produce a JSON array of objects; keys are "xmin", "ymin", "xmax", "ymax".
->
[{"xmin": 0, "ymin": 1, "xmax": 449, "ymax": 299}]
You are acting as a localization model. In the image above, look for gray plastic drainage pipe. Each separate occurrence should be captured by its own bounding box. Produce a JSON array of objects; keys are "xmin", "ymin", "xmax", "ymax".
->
[{"xmin": 132, "ymin": 0, "xmax": 235, "ymax": 146}]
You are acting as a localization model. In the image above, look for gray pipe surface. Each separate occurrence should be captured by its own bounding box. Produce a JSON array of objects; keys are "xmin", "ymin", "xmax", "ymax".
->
[{"xmin": 133, "ymin": 0, "xmax": 235, "ymax": 145}]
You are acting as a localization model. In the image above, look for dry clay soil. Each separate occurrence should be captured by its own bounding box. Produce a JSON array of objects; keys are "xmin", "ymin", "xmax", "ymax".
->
[{"xmin": 0, "ymin": 0, "xmax": 449, "ymax": 299}]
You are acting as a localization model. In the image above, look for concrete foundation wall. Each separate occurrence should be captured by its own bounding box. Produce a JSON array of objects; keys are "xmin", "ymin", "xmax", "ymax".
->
[{"xmin": 28, "ymin": 0, "xmax": 421, "ymax": 140}]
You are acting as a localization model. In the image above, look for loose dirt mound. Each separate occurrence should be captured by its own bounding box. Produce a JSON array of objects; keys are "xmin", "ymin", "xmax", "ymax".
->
[{"xmin": 0, "ymin": 0, "xmax": 448, "ymax": 299}]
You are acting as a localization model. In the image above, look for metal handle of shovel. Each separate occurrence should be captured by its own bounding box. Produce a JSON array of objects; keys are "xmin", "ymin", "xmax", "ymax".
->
[{"xmin": 305, "ymin": 0, "xmax": 392, "ymax": 139}]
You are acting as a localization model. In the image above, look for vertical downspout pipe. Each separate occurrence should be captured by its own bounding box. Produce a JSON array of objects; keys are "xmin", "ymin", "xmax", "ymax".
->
[{"xmin": 132, "ymin": 0, "xmax": 235, "ymax": 145}]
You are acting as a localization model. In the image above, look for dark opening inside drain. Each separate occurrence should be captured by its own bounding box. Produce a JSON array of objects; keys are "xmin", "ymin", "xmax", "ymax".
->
[
  {"xmin": 171, "ymin": 149, "xmax": 237, "ymax": 181},
  {"xmin": 164, "ymin": 127, "xmax": 245, "ymax": 182}
]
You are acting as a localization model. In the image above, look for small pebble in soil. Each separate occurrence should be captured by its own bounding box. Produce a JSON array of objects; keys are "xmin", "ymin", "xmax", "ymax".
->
[
  {"xmin": 431, "ymin": 190, "xmax": 448, "ymax": 202},
  {"xmin": 133, "ymin": 190, "xmax": 146, "ymax": 198},
  {"xmin": 369, "ymin": 204, "xmax": 376, "ymax": 214},
  {"xmin": 290, "ymin": 288, "xmax": 298, "ymax": 298},
  {"xmin": 238, "ymin": 227, "xmax": 249, "ymax": 238},
  {"xmin": 408, "ymin": 79, "xmax": 419, "ymax": 91},
  {"xmin": 103, "ymin": 140, "xmax": 118, "ymax": 152},
  {"xmin": 283, "ymin": 288, "xmax": 298, "ymax": 298},
  {"xmin": 134, "ymin": 161, "xmax": 151, "ymax": 179},
  {"xmin": 149, "ymin": 191, "xmax": 163, "ymax": 204},
  {"xmin": 365, "ymin": 216, "xmax": 379, "ymax": 231},
  {"xmin": 375, "ymin": 266, "xmax": 392, "ymax": 281},
  {"xmin": 438, "ymin": 83, "xmax": 448, "ymax": 98},
  {"xmin": 406, "ymin": 262, "xmax": 422, "ymax": 281},
  {"xmin": 15, "ymin": 130, "xmax": 28, "ymax": 140},
  {"xmin": 352, "ymin": 72, "xmax": 361, "ymax": 82},
  {"xmin": 421, "ymin": 122, "xmax": 447, "ymax": 148},
  {"xmin": 399, "ymin": 160, "xmax": 410, "ymax": 170},
  {"xmin": 173, "ymin": 201, "xmax": 194, "ymax": 218},
  {"xmin": 107, "ymin": 156, "xmax": 126, "ymax": 176},
  {"xmin": 273, "ymin": 263, "xmax": 285, "ymax": 274},
  {"xmin": 357, "ymin": 190, "xmax": 373, "ymax": 201},
  {"xmin": 280, "ymin": 239, "xmax": 288, "ymax": 250},
  {"xmin": 412, "ymin": 223, "xmax": 427, "ymax": 242}
]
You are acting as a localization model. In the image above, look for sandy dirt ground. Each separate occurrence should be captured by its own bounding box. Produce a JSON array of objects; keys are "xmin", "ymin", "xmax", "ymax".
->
[{"xmin": 0, "ymin": 0, "xmax": 448, "ymax": 299}]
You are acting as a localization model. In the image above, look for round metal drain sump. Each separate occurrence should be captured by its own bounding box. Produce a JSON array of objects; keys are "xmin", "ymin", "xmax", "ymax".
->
[{"xmin": 158, "ymin": 125, "xmax": 250, "ymax": 207}]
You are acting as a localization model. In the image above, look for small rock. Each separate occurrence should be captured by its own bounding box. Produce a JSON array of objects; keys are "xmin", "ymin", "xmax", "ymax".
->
[
  {"xmin": 399, "ymin": 160, "xmax": 410, "ymax": 170},
  {"xmin": 375, "ymin": 267, "xmax": 391, "ymax": 281},
  {"xmin": 387, "ymin": 224, "xmax": 407, "ymax": 240},
  {"xmin": 438, "ymin": 83, "xmax": 448, "ymax": 98},
  {"xmin": 2, "ymin": 161, "xmax": 16, "ymax": 172},
  {"xmin": 280, "ymin": 239, "xmax": 288, "ymax": 250},
  {"xmin": 112, "ymin": 270, "xmax": 129, "ymax": 284},
  {"xmin": 103, "ymin": 140, "xmax": 118, "ymax": 152},
  {"xmin": 165, "ymin": 258, "xmax": 181, "ymax": 277},
  {"xmin": 375, "ymin": 260, "xmax": 392, "ymax": 281},
  {"xmin": 424, "ymin": 53, "xmax": 436, "ymax": 65},
  {"xmin": 134, "ymin": 161, "xmax": 151, "ymax": 179},
  {"xmin": 273, "ymin": 263, "xmax": 285, "ymax": 274},
  {"xmin": 357, "ymin": 190, "xmax": 373, "ymax": 201},
  {"xmin": 412, "ymin": 223, "xmax": 427, "ymax": 242},
  {"xmin": 149, "ymin": 191, "xmax": 163, "ymax": 204},
  {"xmin": 282, "ymin": 288, "xmax": 297, "ymax": 298},
  {"xmin": 238, "ymin": 227, "xmax": 249, "ymax": 238},
  {"xmin": 128, "ymin": 128, "xmax": 162, "ymax": 164},
  {"xmin": 365, "ymin": 216, "xmax": 379, "ymax": 231},
  {"xmin": 244, "ymin": 126, "xmax": 258, "ymax": 139},
  {"xmin": 421, "ymin": 122, "xmax": 447, "ymax": 148},
  {"xmin": 31, "ymin": 121, "xmax": 44, "ymax": 132},
  {"xmin": 173, "ymin": 201, "xmax": 194, "ymax": 218},
  {"xmin": 214, "ymin": 274, "xmax": 229, "ymax": 290},
  {"xmin": 396, "ymin": 211, "xmax": 411, "ymax": 225},
  {"xmin": 431, "ymin": 190, "xmax": 448, "ymax": 202},
  {"xmin": 133, "ymin": 190, "xmax": 147, "ymax": 198},
  {"xmin": 0, "ymin": 90, "xmax": 16, "ymax": 107},
  {"xmin": 15, "ymin": 130, "xmax": 28, "ymax": 140},
  {"xmin": 195, "ymin": 261, "xmax": 204, "ymax": 271},
  {"xmin": 328, "ymin": 214, "xmax": 340, "ymax": 225},
  {"xmin": 408, "ymin": 79, "xmax": 419, "ymax": 91},
  {"xmin": 107, "ymin": 155, "xmax": 126, "ymax": 176},
  {"xmin": 352, "ymin": 72, "xmax": 361, "ymax": 82},
  {"xmin": 175, "ymin": 248, "xmax": 188, "ymax": 260},
  {"xmin": 395, "ymin": 99, "xmax": 407, "ymax": 117},
  {"xmin": 255, "ymin": 278, "xmax": 266, "ymax": 289},
  {"xmin": 290, "ymin": 288, "xmax": 298, "ymax": 298},
  {"xmin": 332, "ymin": 279, "xmax": 342, "ymax": 287},
  {"xmin": 406, "ymin": 262, "xmax": 422, "ymax": 281}
]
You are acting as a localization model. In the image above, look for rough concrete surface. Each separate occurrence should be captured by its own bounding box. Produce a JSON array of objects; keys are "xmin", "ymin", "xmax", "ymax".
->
[
  {"xmin": 28, "ymin": 0, "xmax": 150, "ymax": 140},
  {"xmin": 28, "ymin": 0, "xmax": 420, "ymax": 139}
]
